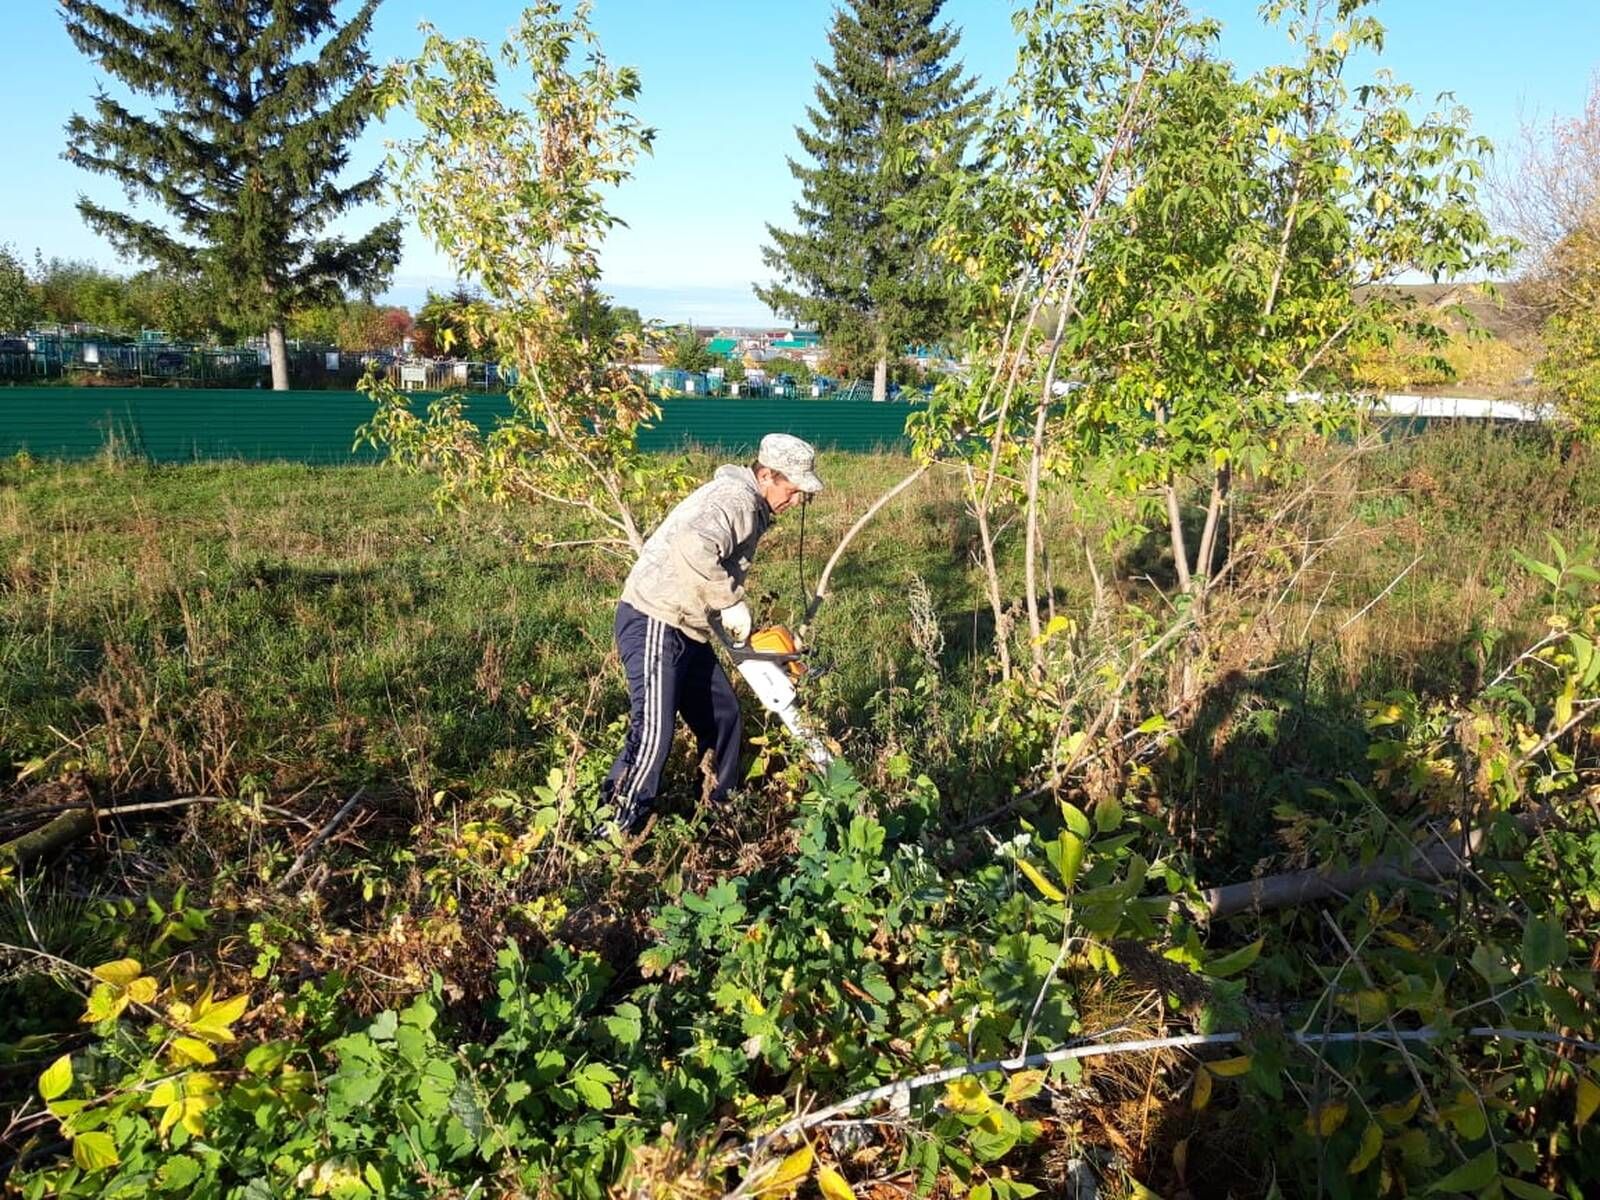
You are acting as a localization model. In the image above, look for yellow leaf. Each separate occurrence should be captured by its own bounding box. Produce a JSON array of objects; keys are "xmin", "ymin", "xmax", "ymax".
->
[
  {"xmin": 190, "ymin": 992, "xmax": 249, "ymax": 1042},
  {"xmin": 1336, "ymin": 989, "xmax": 1390, "ymax": 1023},
  {"xmin": 148, "ymin": 1080, "xmax": 180, "ymax": 1109},
  {"xmin": 179, "ymin": 1095, "xmax": 215, "ymax": 1136},
  {"xmin": 158, "ymin": 1100, "xmax": 184, "ymax": 1139},
  {"xmin": 1376, "ymin": 1092, "xmax": 1421, "ymax": 1128},
  {"xmin": 1208, "ymin": 1056, "xmax": 1253, "ymax": 1078},
  {"xmin": 1017, "ymin": 859, "xmax": 1065, "ymax": 902},
  {"xmin": 91, "ymin": 958, "xmax": 143, "ymax": 987},
  {"xmin": 1378, "ymin": 930, "xmax": 1420, "ymax": 952},
  {"xmin": 72, "ymin": 1131, "xmax": 120, "ymax": 1171},
  {"xmin": 1577, "ymin": 1074, "xmax": 1600, "ymax": 1129},
  {"xmin": 748, "ymin": 1144, "xmax": 814, "ymax": 1197},
  {"xmin": 1058, "ymin": 831, "xmax": 1085, "ymax": 888},
  {"xmin": 170, "ymin": 1037, "xmax": 218, "ymax": 1066},
  {"xmin": 1347, "ymin": 1121, "xmax": 1383, "ymax": 1174},
  {"xmin": 818, "ymin": 1167, "xmax": 857, "ymax": 1200},
  {"xmin": 1305, "ymin": 1101, "xmax": 1349, "ymax": 1137},
  {"xmin": 186, "ymin": 1072, "xmax": 220, "ymax": 1095},
  {"xmin": 1191, "ymin": 1067, "xmax": 1213, "ymax": 1112},
  {"xmin": 1004, "ymin": 1069, "xmax": 1046, "ymax": 1104},
  {"xmin": 126, "ymin": 976, "xmax": 159, "ymax": 1005},
  {"xmin": 39, "ymin": 1055, "xmax": 73, "ymax": 1102},
  {"xmin": 944, "ymin": 1076, "xmax": 993, "ymax": 1114}
]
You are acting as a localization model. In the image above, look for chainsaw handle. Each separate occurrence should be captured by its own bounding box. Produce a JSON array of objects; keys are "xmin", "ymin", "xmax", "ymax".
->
[{"xmin": 709, "ymin": 624, "xmax": 803, "ymax": 666}]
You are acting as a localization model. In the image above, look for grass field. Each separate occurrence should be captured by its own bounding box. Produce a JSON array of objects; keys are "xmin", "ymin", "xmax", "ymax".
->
[
  {"xmin": 3, "ymin": 427, "xmax": 1594, "ymax": 814},
  {"xmin": 2, "ymin": 425, "xmax": 1598, "ymax": 1196}
]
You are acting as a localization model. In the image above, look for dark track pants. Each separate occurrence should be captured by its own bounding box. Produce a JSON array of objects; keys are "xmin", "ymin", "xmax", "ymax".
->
[{"xmin": 604, "ymin": 602, "xmax": 742, "ymax": 833}]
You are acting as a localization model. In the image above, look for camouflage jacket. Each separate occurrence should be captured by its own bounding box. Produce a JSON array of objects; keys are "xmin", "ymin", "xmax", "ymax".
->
[{"xmin": 620, "ymin": 465, "xmax": 772, "ymax": 641}]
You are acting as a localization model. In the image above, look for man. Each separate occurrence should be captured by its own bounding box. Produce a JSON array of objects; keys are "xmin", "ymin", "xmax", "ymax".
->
[{"xmin": 601, "ymin": 433, "xmax": 825, "ymax": 836}]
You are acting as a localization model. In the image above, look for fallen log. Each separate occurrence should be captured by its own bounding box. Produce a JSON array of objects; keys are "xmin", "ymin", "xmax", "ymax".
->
[
  {"xmin": 1201, "ymin": 809, "xmax": 1552, "ymax": 919},
  {"xmin": 0, "ymin": 809, "xmax": 97, "ymax": 867},
  {"xmin": 0, "ymin": 795, "xmax": 317, "ymax": 866}
]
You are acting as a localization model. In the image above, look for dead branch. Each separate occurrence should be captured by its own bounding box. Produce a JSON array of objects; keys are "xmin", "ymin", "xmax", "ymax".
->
[
  {"xmin": 806, "ymin": 463, "xmax": 930, "ymax": 620},
  {"xmin": 276, "ymin": 788, "xmax": 368, "ymax": 891}
]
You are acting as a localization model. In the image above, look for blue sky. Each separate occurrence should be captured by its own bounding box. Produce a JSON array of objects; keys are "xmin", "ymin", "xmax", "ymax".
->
[{"xmin": 4, "ymin": 1, "xmax": 1599, "ymax": 325}]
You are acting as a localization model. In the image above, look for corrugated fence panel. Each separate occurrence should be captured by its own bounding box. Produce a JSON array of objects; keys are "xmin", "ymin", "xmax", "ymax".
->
[{"xmin": 0, "ymin": 388, "xmax": 919, "ymax": 462}]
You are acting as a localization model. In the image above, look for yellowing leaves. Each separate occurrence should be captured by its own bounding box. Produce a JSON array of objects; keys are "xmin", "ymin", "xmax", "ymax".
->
[
  {"xmin": 1207, "ymin": 1056, "xmax": 1253, "ymax": 1078},
  {"xmin": 169, "ymin": 1036, "xmax": 219, "ymax": 1066},
  {"xmin": 180, "ymin": 987, "xmax": 251, "ymax": 1044},
  {"xmin": 1017, "ymin": 858, "xmax": 1065, "ymax": 902},
  {"xmin": 818, "ymin": 1167, "xmax": 857, "ymax": 1200},
  {"xmin": 90, "ymin": 958, "xmax": 143, "ymax": 987},
  {"xmin": 945, "ymin": 1076, "xmax": 994, "ymax": 1114},
  {"xmin": 1336, "ymin": 989, "xmax": 1390, "ymax": 1023},
  {"xmin": 1191, "ymin": 1066, "xmax": 1213, "ymax": 1112},
  {"xmin": 150, "ymin": 1072, "xmax": 221, "ymax": 1140},
  {"xmin": 1305, "ymin": 1101, "xmax": 1348, "ymax": 1137},
  {"xmin": 1347, "ymin": 1121, "xmax": 1383, "ymax": 1174},
  {"xmin": 1376, "ymin": 1092, "xmax": 1421, "ymax": 1128},
  {"xmin": 38, "ymin": 1054, "xmax": 73, "ymax": 1102},
  {"xmin": 1004, "ymin": 1069, "xmax": 1046, "ymax": 1105},
  {"xmin": 82, "ymin": 959, "xmax": 160, "ymax": 1024},
  {"xmin": 72, "ymin": 1130, "xmax": 120, "ymax": 1171},
  {"xmin": 1576, "ymin": 1073, "xmax": 1600, "ymax": 1129},
  {"xmin": 745, "ymin": 1144, "xmax": 814, "ymax": 1197}
]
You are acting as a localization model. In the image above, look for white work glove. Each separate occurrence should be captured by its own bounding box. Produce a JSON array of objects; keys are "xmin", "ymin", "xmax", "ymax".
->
[{"xmin": 719, "ymin": 601, "xmax": 752, "ymax": 645}]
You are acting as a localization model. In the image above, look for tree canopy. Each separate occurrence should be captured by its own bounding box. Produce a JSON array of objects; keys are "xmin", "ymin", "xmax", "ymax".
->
[{"xmin": 62, "ymin": 0, "xmax": 402, "ymax": 388}]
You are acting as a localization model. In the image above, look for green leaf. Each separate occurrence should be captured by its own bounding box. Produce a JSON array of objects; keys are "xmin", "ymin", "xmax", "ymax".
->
[
  {"xmin": 38, "ymin": 1055, "xmax": 72, "ymax": 1102},
  {"xmin": 570, "ymin": 1062, "xmax": 619, "ymax": 1110},
  {"xmin": 1094, "ymin": 796, "xmax": 1125, "ymax": 833},
  {"xmin": 1059, "ymin": 802, "xmax": 1091, "ymax": 840},
  {"xmin": 1426, "ymin": 1150, "xmax": 1496, "ymax": 1194},
  {"xmin": 368, "ymin": 1010, "xmax": 399, "ymax": 1041},
  {"xmin": 1203, "ymin": 938, "xmax": 1263, "ymax": 979},
  {"xmin": 245, "ymin": 1040, "xmax": 292, "ymax": 1076},
  {"xmin": 1469, "ymin": 943, "xmax": 1513, "ymax": 985},
  {"xmin": 1520, "ymin": 912, "xmax": 1568, "ymax": 973},
  {"xmin": 158, "ymin": 1154, "xmax": 202, "ymax": 1191},
  {"xmin": 603, "ymin": 1002, "xmax": 643, "ymax": 1047},
  {"xmin": 395, "ymin": 1024, "xmax": 428, "ymax": 1065},
  {"xmin": 1502, "ymin": 1180, "xmax": 1560, "ymax": 1200},
  {"xmin": 400, "ymin": 996, "xmax": 438, "ymax": 1030},
  {"xmin": 72, "ymin": 1131, "xmax": 120, "ymax": 1171},
  {"xmin": 1513, "ymin": 551, "xmax": 1561, "ymax": 588}
]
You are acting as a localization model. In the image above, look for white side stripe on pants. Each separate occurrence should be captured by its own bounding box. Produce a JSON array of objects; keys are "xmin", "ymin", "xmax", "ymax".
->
[{"xmin": 619, "ymin": 618, "xmax": 666, "ymax": 815}]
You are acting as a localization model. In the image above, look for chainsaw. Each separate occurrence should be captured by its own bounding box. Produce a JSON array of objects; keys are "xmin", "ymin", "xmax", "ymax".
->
[{"xmin": 714, "ymin": 622, "xmax": 837, "ymax": 769}]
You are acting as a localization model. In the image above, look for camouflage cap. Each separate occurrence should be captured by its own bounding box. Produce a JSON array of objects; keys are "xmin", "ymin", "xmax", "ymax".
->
[{"xmin": 757, "ymin": 433, "xmax": 824, "ymax": 494}]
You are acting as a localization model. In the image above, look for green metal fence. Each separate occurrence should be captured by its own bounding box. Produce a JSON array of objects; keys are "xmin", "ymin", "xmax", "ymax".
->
[{"xmin": 0, "ymin": 387, "xmax": 921, "ymax": 462}]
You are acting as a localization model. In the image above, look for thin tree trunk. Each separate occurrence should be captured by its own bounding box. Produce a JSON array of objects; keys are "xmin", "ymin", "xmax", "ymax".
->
[
  {"xmin": 872, "ymin": 352, "xmax": 888, "ymax": 404},
  {"xmin": 966, "ymin": 464, "xmax": 1012, "ymax": 680},
  {"xmin": 267, "ymin": 323, "xmax": 289, "ymax": 391},
  {"xmin": 1194, "ymin": 462, "xmax": 1230, "ymax": 586},
  {"xmin": 1023, "ymin": 392, "xmax": 1049, "ymax": 666},
  {"xmin": 1164, "ymin": 479, "xmax": 1192, "ymax": 594}
]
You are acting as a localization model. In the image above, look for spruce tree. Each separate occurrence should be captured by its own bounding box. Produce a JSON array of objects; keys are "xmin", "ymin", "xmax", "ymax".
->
[
  {"xmin": 62, "ymin": 0, "xmax": 402, "ymax": 389},
  {"xmin": 757, "ymin": 0, "xmax": 985, "ymax": 401}
]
